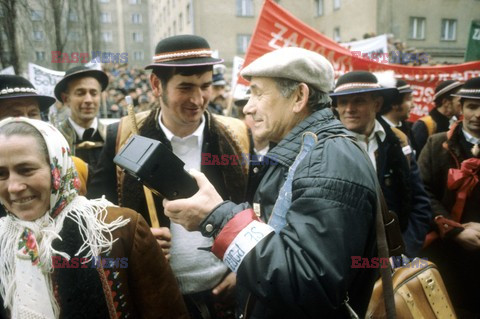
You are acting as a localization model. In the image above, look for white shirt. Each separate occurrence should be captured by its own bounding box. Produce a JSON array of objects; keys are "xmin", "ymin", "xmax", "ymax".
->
[
  {"xmin": 68, "ymin": 117, "xmax": 98, "ymax": 139},
  {"xmin": 381, "ymin": 115, "xmax": 402, "ymax": 128},
  {"xmin": 349, "ymin": 120, "xmax": 386, "ymax": 171},
  {"xmin": 463, "ymin": 128, "xmax": 480, "ymax": 145},
  {"xmin": 158, "ymin": 112, "xmax": 227, "ymax": 294}
]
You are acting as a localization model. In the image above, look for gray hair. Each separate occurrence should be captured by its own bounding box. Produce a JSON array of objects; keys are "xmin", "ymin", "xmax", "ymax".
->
[
  {"xmin": 273, "ymin": 77, "xmax": 331, "ymax": 112},
  {"xmin": 0, "ymin": 122, "xmax": 49, "ymax": 163}
]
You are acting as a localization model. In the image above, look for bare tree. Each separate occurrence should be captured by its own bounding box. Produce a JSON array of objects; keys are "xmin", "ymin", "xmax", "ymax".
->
[
  {"xmin": 0, "ymin": 0, "xmax": 20, "ymax": 73},
  {"xmin": 1, "ymin": 0, "xmax": 101, "ymax": 73}
]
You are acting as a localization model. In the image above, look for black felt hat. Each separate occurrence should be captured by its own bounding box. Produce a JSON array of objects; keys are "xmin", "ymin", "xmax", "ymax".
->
[
  {"xmin": 433, "ymin": 80, "xmax": 463, "ymax": 102},
  {"xmin": 330, "ymin": 71, "xmax": 398, "ymax": 111},
  {"xmin": 145, "ymin": 35, "xmax": 223, "ymax": 69},
  {"xmin": 0, "ymin": 75, "xmax": 55, "ymax": 112},
  {"xmin": 451, "ymin": 77, "xmax": 480, "ymax": 100},
  {"xmin": 396, "ymin": 79, "xmax": 413, "ymax": 94},
  {"xmin": 54, "ymin": 65, "xmax": 109, "ymax": 101}
]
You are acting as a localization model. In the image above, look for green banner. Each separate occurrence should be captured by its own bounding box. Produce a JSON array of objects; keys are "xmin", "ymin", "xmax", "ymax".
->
[{"xmin": 465, "ymin": 21, "xmax": 480, "ymax": 62}]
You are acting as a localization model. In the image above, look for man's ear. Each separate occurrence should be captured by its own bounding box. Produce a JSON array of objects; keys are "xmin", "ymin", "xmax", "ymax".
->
[
  {"xmin": 60, "ymin": 92, "xmax": 69, "ymax": 105},
  {"xmin": 292, "ymin": 83, "xmax": 309, "ymax": 114},
  {"xmin": 374, "ymin": 95, "xmax": 384, "ymax": 113},
  {"xmin": 150, "ymin": 73, "xmax": 162, "ymax": 97}
]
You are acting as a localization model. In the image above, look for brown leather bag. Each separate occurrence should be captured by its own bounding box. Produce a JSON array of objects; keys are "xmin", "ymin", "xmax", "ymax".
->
[
  {"xmin": 367, "ymin": 183, "xmax": 456, "ymax": 319},
  {"xmin": 366, "ymin": 260, "xmax": 456, "ymax": 319}
]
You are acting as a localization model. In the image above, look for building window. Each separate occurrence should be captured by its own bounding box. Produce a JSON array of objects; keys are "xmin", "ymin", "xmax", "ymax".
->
[
  {"xmin": 68, "ymin": 11, "xmax": 78, "ymax": 22},
  {"xmin": 134, "ymin": 51, "xmax": 144, "ymax": 60},
  {"xmin": 133, "ymin": 32, "xmax": 143, "ymax": 42},
  {"xmin": 333, "ymin": 27, "xmax": 340, "ymax": 42},
  {"xmin": 409, "ymin": 17, "xmax": 426, "ymax": 40},
  {"xmin": 100, "ymin": 12, "xmax": 112, "ymax": 23},
  {"xmin": 35, "ymin": 51, "xmax": 45, "ymax": 61},
  {"xmin": 1, "ymin": 31, "xmax": 7, "ymax": 41},
  {"xmin": 101, "ymin": 31, "xmax": 113, "ymax": 42},
  {"xmin": 179, "ymin": 13, "xmax": 183, "ymax": 31},
  {"xmin": 186, "ymin": 4, "xmax": 191, "ymax": 24},
  {"xmin": 333, "ymin": 0, "xmax": 341, "ymax": 10},
  {"xmin": 132, "ymin": 13, "xmax": 142, "ymax": 24},
  {"xmin": 236, "ymin": 0, "xmax": 254, "ymax": 17},
  {"xmin": 315, "ymin": 0, "xmax": 324, "ymax": 16},
  {"xmin": 237, "ymin": 34, "xmax": 251, "ymax": 54},
  {"xmin": 30, "ymin": 10, "xmax": 44, "ymax": 21},
  {"xmin": 33, "ymin": 30, "xmax": 44, "ymax": 41},
  {"xmin": 0, "ymin": 7, "xmax": 4, "ymax": 17},
  {"xmin": 441, "ymin": 19, "xmax": 456, "ymax": 41},
  {"xmin": 173, "ymin": 20, "xmax": 177, "ymax": 35},
  {"xmin": 129, "ymin": 0, "xmax": 141, "ymax": 4},
  {"xmin": 68, "ymin": 31, "xmax": 80, "ymax": 41}
]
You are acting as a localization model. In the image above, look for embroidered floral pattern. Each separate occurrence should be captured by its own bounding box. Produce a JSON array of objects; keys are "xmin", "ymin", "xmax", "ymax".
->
[
  {"xmin": 18, "ymin": 229, "xmax": 40, "ymax": 265},
  {"xmin": 50, "ymin": 147, "xmax": 79, "ymax": 218}
]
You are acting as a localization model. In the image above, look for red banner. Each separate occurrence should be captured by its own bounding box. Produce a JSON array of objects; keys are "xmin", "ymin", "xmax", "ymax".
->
[{"xmin": 240, "ymin": 0, "xmax": 480, "ymax": 121}]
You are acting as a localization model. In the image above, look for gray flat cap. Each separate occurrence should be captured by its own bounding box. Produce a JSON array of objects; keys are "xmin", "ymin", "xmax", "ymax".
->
[{"xmin": 241, "ymin": 47, "xmax": 334, "ymax": 93}]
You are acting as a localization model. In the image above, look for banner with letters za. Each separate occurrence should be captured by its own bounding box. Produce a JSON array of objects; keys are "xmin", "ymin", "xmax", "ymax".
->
[
  {"xmin": 239, "ymin": 0, "xmax": 480, "ymax": 121},
  {"xmin": 28, "ymin": 63, "xmax": 65, "ymax": 99}
]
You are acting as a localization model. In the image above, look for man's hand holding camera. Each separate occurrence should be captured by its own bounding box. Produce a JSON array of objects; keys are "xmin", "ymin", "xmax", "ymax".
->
[{"xmin": 163, "ymin": 169, "xmax": 223, "ymax": 231}]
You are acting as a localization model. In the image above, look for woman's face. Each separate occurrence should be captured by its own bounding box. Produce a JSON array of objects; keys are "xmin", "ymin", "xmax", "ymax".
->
[{"xmin": 0, "ymin": 135, "xmax": 51, "ymax": 221}]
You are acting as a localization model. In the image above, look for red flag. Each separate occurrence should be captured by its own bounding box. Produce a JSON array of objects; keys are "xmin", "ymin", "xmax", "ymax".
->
[{"xmin": 240, "ymin": 0, "xmax": 480, "ymax": 121}]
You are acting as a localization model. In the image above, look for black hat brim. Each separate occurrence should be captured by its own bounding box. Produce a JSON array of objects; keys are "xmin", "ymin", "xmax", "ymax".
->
[
  {"xmin": 0, "ymin": 93, "xmax": 56, "ymax": 112},
  {"xmin": 145, "ymin": 57, "xmax": 223, "ymax": 69},
  {"xmin": 451, "ymin": 93, "xmax": 480, "ymax": 100},
  {"xmin": 330, "ymin": 87, "xmax": 398, "ymax": 112},
  {"xmin": 54, "ymin": 69, "xmax": 109, "ymax": 101},
  {"xmin": 398, "ymin": 88, "xmax": 413, "ymax": 94}
]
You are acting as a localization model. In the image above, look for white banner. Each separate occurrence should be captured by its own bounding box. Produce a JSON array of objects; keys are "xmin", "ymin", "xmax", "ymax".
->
[
  {"xmin": 341, "ymin": 34, "xmax": 389, "ymax": 62},
  {"xmin": 231, "ymin": 56, "xmax": 249, "ymax": 99},
  {"xmin": 0, "ymin": 66, "xmax": 15, "ymax": 75},
  {"xmin": 28, "ymin": 63, "xmax": 65, "ymax": 98}
]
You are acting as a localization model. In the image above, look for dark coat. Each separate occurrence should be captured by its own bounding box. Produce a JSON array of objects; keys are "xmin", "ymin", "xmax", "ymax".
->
[
  {"xmin": 376, "ymin": 117, "xmax": 432, "ymax": 257},
  {"xmin": 0, "ymin": 206, "xmax": 188, "ymax": 319},
  {"xmin": 418, "ymin": 122, "xmax": 480, "ymax": 316},
  {"xmin": 200, "ymin": 108, "xmax": 378, "ymax": 318},
  {"xmin": 56, "ymin": 118, "xmax": 106, "ymax": 168},
  {"xmin": 412, "ymin": 107, "xmax": 451, "ymax": 157},
  {"xmin": 87, "ymin": 109, "xmax": 247, "ymax": 228}
]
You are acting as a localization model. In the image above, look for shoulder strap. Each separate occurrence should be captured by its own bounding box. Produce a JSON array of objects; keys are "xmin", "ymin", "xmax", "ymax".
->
[
  {"xmin": 391, "ymin": 127, "xmax": 412, "ymax": 166},
  {"xmin": 419, "ymin": 115, "xmax": 437, "ymax": 136},
  {"xmin": 115, "ymin": 110, "xmax": 158, "ymax": 228},
  {"xmin": 268, "ymin": 132, "xmax": 317, "ymax": 232},
  {"xmin": 115, "ymin": 110, "xmax": 151, "ymax": 153},
  {"xmin": 345, "ymin": 135, "xmax": 398, "ymax": 319}
]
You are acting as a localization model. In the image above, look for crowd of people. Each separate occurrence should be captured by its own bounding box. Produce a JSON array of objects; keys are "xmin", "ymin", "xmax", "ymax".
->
[{"xmin": 0, "ymin": 33, "xmax": 478, "ymax": 318}]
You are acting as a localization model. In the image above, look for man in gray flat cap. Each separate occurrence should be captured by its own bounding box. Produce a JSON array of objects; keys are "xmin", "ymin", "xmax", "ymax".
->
[{"xmin": 163, "ymin": 47, "xmax": 379, "ymax": 318}]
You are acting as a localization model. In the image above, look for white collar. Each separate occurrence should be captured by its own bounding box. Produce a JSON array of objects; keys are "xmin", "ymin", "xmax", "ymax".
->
[
  {"xmin": 462, "ymin": 128, "xmax": 480, "ymax": 145},
  {"xmin": 158, "ymin": 110, "xmax": 205, "ymax": 148},
  {"xmin": 350, "ymin": 119, "xmax": 386, "ymax": 144},
  {"xmin": 68, "ymin": 117, "xmax": 98, "ymax": 138},
  {"xmin": 381, "ymin": 115, "xmax": 402, "ymax": 128}
]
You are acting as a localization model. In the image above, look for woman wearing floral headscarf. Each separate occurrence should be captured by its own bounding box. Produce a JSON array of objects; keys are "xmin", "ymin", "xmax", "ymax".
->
[{"xmin": 0, "ymin": 117, "xmax": 188, "ymax": 318}]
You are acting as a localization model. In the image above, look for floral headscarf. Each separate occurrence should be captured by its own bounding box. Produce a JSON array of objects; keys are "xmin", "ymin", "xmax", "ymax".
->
[
  {"xmin": 0, "ymin": 117, "xmax": 128, "ymax": 318},
  {"xmin": 0, "ymin": 117, "xmax": 82, "ymax": 218}
]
